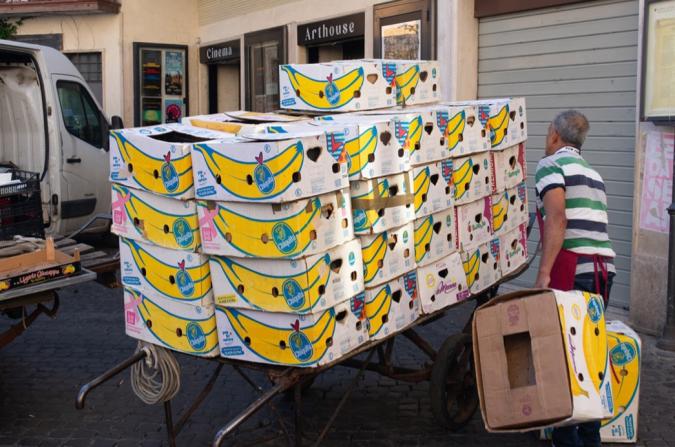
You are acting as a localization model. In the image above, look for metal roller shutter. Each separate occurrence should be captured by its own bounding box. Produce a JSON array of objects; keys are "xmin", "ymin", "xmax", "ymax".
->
[{"xmin": 478, "ymin": 0, "xmax": 638, "ymax": 309}]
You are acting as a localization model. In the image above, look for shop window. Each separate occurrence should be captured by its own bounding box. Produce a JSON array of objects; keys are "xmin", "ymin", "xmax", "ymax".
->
[
  {"xmin": 245, "ymin": 27, "xmax": 287, "ymax": 112},
  {"xmin": 66, "ymin": 52, "xmax": 103, "ymax": 105}
]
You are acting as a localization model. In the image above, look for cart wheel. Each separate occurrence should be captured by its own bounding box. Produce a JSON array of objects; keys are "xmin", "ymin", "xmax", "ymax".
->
[{"xmin": 430, "ymin": 333, "xmax": 479, "ymax": 431}]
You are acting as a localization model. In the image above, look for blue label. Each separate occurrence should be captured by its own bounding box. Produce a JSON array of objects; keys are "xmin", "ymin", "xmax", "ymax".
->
[
  {"xmin": 272, "ymin": 222, "xmax": 298, "ymax": 254},
  {"xmin": 605, "ymin": 381, "xmax": 614, "ymax": 413},
  {"xmin": 176, "ymin": 269, "xmax": 195, "ymax": 297},
  {"xmin": 625, "ymin": 414, "xmax": 635, "ymax": 439},
  {"xmin": 161, "ymin": 162, "xmax": 179, "ymax": 192},
  {"xmin": 186, "ymin": 322, "xmax": 206, "ymax": 351},
  {"xmin": 173, "ymin": 218, "xmax": 194, "ymax": 248},
  {"xmin": 197, "ymin": 186, "xmax": 216, "ymax": 197},
  {"xmin": 325, "ymin": 81, "xmax": 340, "ymax": 105},
  {"xmin": 282, "ymin": 279, "xmax": 305, "ymax": 310},
  {"xmin": 122, "ymin": 276, "xmax": 141, "ymax": 286},
  {"xmin": 254, "ymin": 163, "xmax": 276, "ymax": 195},
  {"xmin": 281, "ymin": 98, "xmax": 296, "ymax": 107},
  {"xmin": 610, "ymin": 342, "xmax": 636, "ymax": 366},
  {"xmin": 348, "ymin": 251, "xmax": 356, "ymax": 266},
  {"xmin": 222, "ymin": 346, "xmax": 244, "ymax": 356},
  {"xmin": 587, "ymin": 295, "xmax": 603, "ymax": 323},
  {"xmin": 289, "ymin": 331, "xmax": 313, "ymax": 362},
  {"xmin": 353, "ymin": 209, "xmax": 367, "ymax": 231}
]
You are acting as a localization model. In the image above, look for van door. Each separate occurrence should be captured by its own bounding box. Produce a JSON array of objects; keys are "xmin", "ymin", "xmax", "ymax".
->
[{"xmin": 53, "ymin": 74, "xmax": 110, "ymax": 233}]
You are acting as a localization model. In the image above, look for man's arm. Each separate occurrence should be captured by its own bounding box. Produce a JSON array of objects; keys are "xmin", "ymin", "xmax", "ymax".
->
[{"xmin": 534, "ymin": 187, "xmax": 567, "ymax": 288}]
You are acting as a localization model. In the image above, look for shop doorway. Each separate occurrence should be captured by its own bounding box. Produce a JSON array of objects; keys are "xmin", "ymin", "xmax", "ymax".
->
[
  {"xmin": 373, "ymin": 0, "xmax": 434, "ymax": 59},
  {"xmin": 207, "ymin": 63, "xmax": 240, "ymax": 113},
  {"xmin": 245, "ymin": 26, "xmax": 287, "ymax": 112}
]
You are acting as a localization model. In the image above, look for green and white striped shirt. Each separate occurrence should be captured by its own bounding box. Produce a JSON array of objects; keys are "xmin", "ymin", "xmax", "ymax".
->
[{"xmin": 535, "ymin": 146, "xmax": 616, "ymax": 275}]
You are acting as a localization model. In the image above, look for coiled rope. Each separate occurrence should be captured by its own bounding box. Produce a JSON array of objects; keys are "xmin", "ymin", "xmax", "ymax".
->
[{"xmin": 131, "ymin": 341, "xmax": 181, "ymax": 405}]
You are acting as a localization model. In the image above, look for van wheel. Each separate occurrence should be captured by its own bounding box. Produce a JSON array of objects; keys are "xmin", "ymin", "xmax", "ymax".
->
[{"xmin": 430, "ymin": 333, "xmax": 478, "ymax": 430}]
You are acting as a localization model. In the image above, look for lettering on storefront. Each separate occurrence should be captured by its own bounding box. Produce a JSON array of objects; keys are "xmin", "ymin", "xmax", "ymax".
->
[
  {"xmin": 199, "ymin": 39, "xmax": 240, "ymax": 64},
  {"xmin": 297, "ymin": 13, "xmax": 365, "ymax": 46}
]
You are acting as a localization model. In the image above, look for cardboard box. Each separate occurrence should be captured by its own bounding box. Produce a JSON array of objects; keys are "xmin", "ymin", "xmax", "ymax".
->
[
  {"xmin": 111, "ymin": 183, "xmax": 200, "ymax": 251},
  {"xmin": 216, "ymin": 294, "xmax": 369, "ymax": 367},
  {"xmin": 492, "ymin": 143, "xmax": 526, "ymax": 192},
  {"xmin": 491, "ymin": 182, "xmax": 529, "ymax": 237},
  {"xmin": 119, "ymin": 237, "xmax": 212, "ymax": 305},
  {"xmin": 416, "ymin": 252, "xmax": 470, "ymax": 314},
  {"xmin": 461, "ymin": 239, "xmax": 501, "ymax": 294},
  {"xmin": 351, "ymin": 172, "xmax": 415, "ymax": 235},
  {"xmin": 209, "ymin": 239, "xmax": 364, "ymax": 314},
  {"xmin": 448, "ymin": 98, "xmax": 527, "ymax": 151},
  {"xmin": 436, "ymin": 104, "xmax": 491, "ymax": 157},
  {"xmin": 473, "ymin": 289, "xmax": 611, "ymax": 432},
  {"xmin": 456, "ymin": 197, "xmax": 493, "ymax": 252},
  {"xmin": 414, "ymin": 207, "xmax": 456, "ymax": 267},
  {"xmin": 279, "ymin": 61, "xmax": 396, "ymax": 112},
  {"xmin": 413, "ymin": 159, "xmax": 454, "ymax": 218},
  {"xmin": 110, "ymin": 124, "xmax": 233, "ymax": 199},
  {"xmin": 123, "ymin": 287, "xmax": 218, "ymax": 357},
  {"xmin": 363, "ymin": 271, "xmax": 420, "ymax": 340},
  {"xmin": 197, "ymin": 189, "xmax": 353, "ymax": 258},
  {"xmin": 191, "ymin": 129, "xmax": 349, "ymax": 203},
  {"xmin": 360, "ymin": 222, "xmax": 416, "ymax": 288},
  {"xmin": 452, "ymin": 151, "xmax": 495, "ymax": 205},
  {"xmin": 182, "ymin": 113, "xmax": 256, "ymax": 135},
  {"xmin": 498, "ymin": 223, "xmax": 528, "ymax": 277},
  {"xmin": 387, "ymin": 60, "xmax": 441, "ymax": 106}
]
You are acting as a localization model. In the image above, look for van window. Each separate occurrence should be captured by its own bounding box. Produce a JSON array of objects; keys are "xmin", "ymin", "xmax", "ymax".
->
[{"xmin": 57, "ymin": 81, "xmax": 103, "ymax": 148}]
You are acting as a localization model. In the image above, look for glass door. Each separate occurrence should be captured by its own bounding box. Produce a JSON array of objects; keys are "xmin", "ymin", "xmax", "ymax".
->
[
  {"xmin": 245, "ymin": 27, "xmax": 287, "ymax": 112},
  {"xmin": 374, "ymin": 0, "xmax": 434, "ymax": 60}
]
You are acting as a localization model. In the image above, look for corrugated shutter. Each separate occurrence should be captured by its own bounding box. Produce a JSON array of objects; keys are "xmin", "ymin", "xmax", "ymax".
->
[
  {"xmin": 478, "ymin": 0, "xmax": 638, "ymax": 309},
  {"xmin": 198, "ymin": 0, "xmax": 301, "ymax": 25}
]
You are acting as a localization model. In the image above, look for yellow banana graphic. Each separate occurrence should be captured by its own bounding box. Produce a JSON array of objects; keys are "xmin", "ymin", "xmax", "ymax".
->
[
  {"xmin": 365, "ymin": 286, "xmax": 392, "ymax": 337},
  {"xmin": 491, "ymin": 191, "xmax": 508, "ymax": 233},
  {"xmin": 362, "ymin": 232, "xmax": 388, "ymax": 285},
  {"xmin": 353, "ymin": 179, "xmax": 390, "ymax": 233},
  {"xmin": 582, "ymin": 292, "xmax": 609, "ymax": 393},
  {"xmin": 413, "ymin": 167, "xmax": 431, "ymax": 213},
  {"xmin": 345, "ymin": 125, "xmax": 378, "ymax": 177},
  {"xmin": 130, "ymin": 289, "xmax": 218, "ymax": 355},
  {"xmin": 205, "ymin": 197, "xmax": 321, "ymax": 257},
  {"xmin": 112, "ymin": 184, "xmax": 200, "ymax": 251},
  {"xmin": 218, "ymin": 306, "xmax": 336, "ymax": 365},
  {"xmin": 193, "ymin": 140, "xmax": 304, "ymax": 201},
  {"xmin": 209, "ymin": 254, "xmax": 331, "ymax": 312},
  {"xmin": 121, "ymin": 238, "xmax": 211, "ymax": 301},
  {"xmin": 395, "ymin": 64, "xmax": 420, "ymax": 105},
  {"xmin": 414, "ymin": 216, "xmax": 434, "ymax": 264},
  {"xmin": 111, "ymin": 132, "xmax": 193, "ymax": 197},
  {"xmin": 452, "ymin": 157, "xmax": 474, "ymax": 201},
  {"xmin": 603, "ymin": 330, "xmax": 640, "ymax": 426},
  {"xmin": 558, "ymin": 304, "xmax": 590, "ymax": 398},
  {"xmin": 445, "ymin": 111, "xmax": 466, "ymax": 151},
  {"xmin": 281, "ymin": 66, "xmax": 365, "ymax": 110},
  {"xmin": 406, "ymin": 115, "xmax": 423, "ymax": 153},
  {"xmin": 462, "ymin": 249, "xmax": 480, "ymax": 289},
  {"xmin": 487, "ymin": 105, "xmax": 509, "ymax": 148}
]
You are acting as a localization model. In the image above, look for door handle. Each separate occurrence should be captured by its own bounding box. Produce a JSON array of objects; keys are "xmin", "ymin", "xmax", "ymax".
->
[{"xmin": 66, "ymin": 157, "xmax": 82, "ymax": 164}]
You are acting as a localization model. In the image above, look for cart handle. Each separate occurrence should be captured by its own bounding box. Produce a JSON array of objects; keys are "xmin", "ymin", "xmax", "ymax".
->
[{"xmin": 76, "ymin": 350, "xmax": 147, "ymax": 409}]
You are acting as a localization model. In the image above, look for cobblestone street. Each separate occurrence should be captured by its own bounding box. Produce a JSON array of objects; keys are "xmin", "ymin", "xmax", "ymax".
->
[{"xmin": 1, "ymin": 281, "xmax": 674, "ymax": 447}]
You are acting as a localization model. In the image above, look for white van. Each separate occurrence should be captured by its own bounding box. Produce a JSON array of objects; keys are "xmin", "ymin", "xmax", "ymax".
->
[{"xmin": 0, "ymin": 39, "xmax": 122, "ymax": 235}]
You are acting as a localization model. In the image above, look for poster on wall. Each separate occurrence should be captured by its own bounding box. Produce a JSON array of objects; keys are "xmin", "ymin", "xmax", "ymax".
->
[
  {"xmin": 381, "ymin": 19, "xmax": 421, "ymax": 60},
  {"xmin": 164, "ymin": 98, "xmax": 184, "ymax": 123},
  {"xmin": 643, "ymin": 0, "xmax": 675, "ymax": 122},
  {"xmin": 639, "ymin": 127, "xmax": 674, "ymax": 233},
  {"xmin": 164, "ymin": 51, "xmax": 184, "ymax": 96},
  {"xmin": 141, "ymin": 97, "xmax": 162, "ymax": 126},
  {"xmin": 140, "ymin": 50, "xmax": 162, "ymax": 97}
]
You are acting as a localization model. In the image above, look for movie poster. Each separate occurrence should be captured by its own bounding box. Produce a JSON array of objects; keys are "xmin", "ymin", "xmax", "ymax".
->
[
  {"xmin": 165, "ymin": 51, "xmax": 184, "ymax": 96},
  {"xmin": 140, "ymin": 49, "xmax": 162, "ymax": 97},
  {"xmin": 164, "ymin": 98, "xmax": 184, "ymax": 123}
]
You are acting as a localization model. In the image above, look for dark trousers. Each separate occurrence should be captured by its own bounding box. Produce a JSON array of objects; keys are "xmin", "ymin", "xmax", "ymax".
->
[{"xmin": 551, "ymin": 271, "xmax": 615, "ymax": 447}]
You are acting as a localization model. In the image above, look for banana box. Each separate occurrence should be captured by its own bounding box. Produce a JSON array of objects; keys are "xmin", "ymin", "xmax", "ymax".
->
[
  {"xmin": 491, "ymin": 182, "xmax": 529, "ymax": 237},
  {"xmin": 351, "ymin": 172, "xmax": 414, "ymax": 235},
  {"xmin": 208, "ymin": 239, "xmax": 364, "ymax": 314},
  {"xmin": 111, "ymin": 183, "xmax": 200, "ymax": 251},
  {"xmin": 456, "ymin": 197, "xmax": 493, "ymax": 252},
  {"xmin": 453, "ymin": 151, "xmax": 495, "ymax": 206},
  {"xmin": 197, "ymin": 189, "xmax": 353, "ymax": 258},
  {"xmin": 473, "ymin": 289, "xmax": 609, "ymax": 432},
  {"xmin": 498, "ymin": 223, "xmax": 528, "ymax": 277},
  {"xmin": 385, "ymin": 60, "xmax": 441, "ymax": 106},
  {"xmin": 416, "ymin": 252, "xmax": 470, "ymax": 315},
  {"xmin": 414, "ymin": 207, "xmax": 456, "ymax": 267},
  {"xmin": 361, "ymin": 222, "xmax": 416, "ymax": 288},
  {"xmin": 363, "ymin": 271, "xmax": 420, "ymax": 340},
  {"xmin": 413, "ymin": 160, "xmax": 453, "ymax": 218},
  {"xmin": 310, "ymin": 115, "xmax": 410, "ymax": 180},
  {"xmin": 449, "ymin": 98, "xmax": 527, "ymax": 151},
  {"xmin": 215, "ymin": 294, "xmax": 369, "ymax": 367},
  {"xmin": 123, "ymin": 287, "xmax": 218, "ymax": 357},
  {"xmin": 110, "ymin": 124, "xmax": 234, "ymax": 199},
  {"xmin": 182, "ymin": 113, "xmax": 256, "ymax": 135},
  {"xmin": 191, "ymin": 129, "xmax": 348, "ymax": 203},
  {"xmin": 119, "ymin": 238, "xmax": 212, "ymax": 306},
  {"xmin": 492, "ymin": 142, "xmax": 526, "ymax": 192},
  {"xmin": 279, "ymin": 61, "xmax": 396, "ymax": 112},
  {"xmin": 434, "ymin": 105, "xmax": 491, "ymax": 157},
  {"xmin": 461, "ymin": 239, "xmax": 501, "ymax": 294}
]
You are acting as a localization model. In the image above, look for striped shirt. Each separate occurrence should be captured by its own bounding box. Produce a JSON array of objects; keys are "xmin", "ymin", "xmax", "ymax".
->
[{"xmin": 535, "ymin": 146, "xmax": 616, "ymax": 275}]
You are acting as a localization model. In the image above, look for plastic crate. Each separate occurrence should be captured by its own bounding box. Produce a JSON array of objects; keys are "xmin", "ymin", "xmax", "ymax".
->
[{"xmin": 0, "ymin": 170, "xmax": 44, "ymax": 240}]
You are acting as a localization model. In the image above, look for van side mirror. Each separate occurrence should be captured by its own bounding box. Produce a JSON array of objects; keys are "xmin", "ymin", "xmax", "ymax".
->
[{"xmin": 111, "ymin": 115, "xmax": 124, "ymax": 130}]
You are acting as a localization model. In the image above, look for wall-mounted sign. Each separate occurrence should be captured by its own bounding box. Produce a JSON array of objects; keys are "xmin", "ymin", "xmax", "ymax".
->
[
  {"xmin": 298, "ymin": 12, "xmax": 365, "ymax": 46},
  {"xmin": 642, "ymin": 0, "xmax": 675, "ymax": 122},
  {"xmin": 200, "ymin": 39, "xmax": 240, "ymax": 64}
]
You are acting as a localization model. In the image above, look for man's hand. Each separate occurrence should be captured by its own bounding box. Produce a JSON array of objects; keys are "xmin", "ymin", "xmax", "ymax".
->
[{"xmin": 534, "ymin": 272, "xmax": 551, "ymax": 289}]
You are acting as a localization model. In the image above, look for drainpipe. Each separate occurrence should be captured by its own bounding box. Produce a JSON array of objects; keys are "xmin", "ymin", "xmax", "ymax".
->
[{"xmin": 657, "ymin": 129, "xmax": 675, "ymax": 352}]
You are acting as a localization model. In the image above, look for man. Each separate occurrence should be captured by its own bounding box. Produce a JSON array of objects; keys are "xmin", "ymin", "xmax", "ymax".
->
[{"xmin": 534, "ymin": 110, "xmax": 616, "ymax": 447}]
